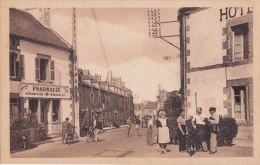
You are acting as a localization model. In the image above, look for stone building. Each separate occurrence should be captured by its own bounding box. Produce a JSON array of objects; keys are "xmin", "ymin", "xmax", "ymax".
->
[
  {"xmin": 178, "ymin": 7, "xmax": 253, "ymax": 125},
  {"xmin": 78, "ymin": 69, "xmax": 134, "ymax": 136}
]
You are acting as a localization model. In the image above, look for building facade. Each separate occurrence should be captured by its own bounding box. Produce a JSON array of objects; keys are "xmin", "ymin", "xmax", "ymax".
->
[
  {"xmin": 78, "ymin": 69, "xmax": 134, "ymax": 136},
  {"xmin": 178, "ymin": 7, "xmax": 253, "ymax": 125},
  {"xmin": 9, "ymin": 8, "xmax": 76, "ymax": 135}
]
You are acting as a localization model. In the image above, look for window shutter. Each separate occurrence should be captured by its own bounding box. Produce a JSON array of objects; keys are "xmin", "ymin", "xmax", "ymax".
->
[
  {"xmin": 233, "ymin": 35, "xmax": 244, "ymax": 61},
  {"xmin": 50, "ymin": 60, "xmax": 55, "ymax": 81},
  {"xmin": 19, "ymin": 55, "xmax": 25, "ymax": 79},
  {"xmin": 35, "ymin": 58, "xmax": 40, "ymax": 81}
]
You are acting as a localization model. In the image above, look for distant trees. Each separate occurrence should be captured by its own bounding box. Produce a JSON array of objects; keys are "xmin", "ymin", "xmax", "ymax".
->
[
  {"xmin": 163, "ymin": 91, "xmax": 182, "ymax": 144},
  {"xmin": 163, "ymin": 91, "xmax": 182, "ymax": 119}
]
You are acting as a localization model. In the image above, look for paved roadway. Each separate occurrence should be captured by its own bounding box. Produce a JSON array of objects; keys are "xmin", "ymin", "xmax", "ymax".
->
[{"xmin": 11, "ymin": 126, "xmax": 253, "ymax": 158}]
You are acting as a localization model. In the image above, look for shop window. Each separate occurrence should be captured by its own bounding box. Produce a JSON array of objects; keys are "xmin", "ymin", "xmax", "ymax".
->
[
  {"xmin": 9, "ymin": 52, "xmax": 24, "ymax": 79},
  {"xmin": 231, "ymin": 23, "xmax": 249, "ymax": 61},
  {"xmin": 52, "ymin": 100, "xmax": 60, "ymax": 122},
  {"xmin": 40, "ymin": 100, "xmax": 46, "ymax": 123},
  {"xmin": 35, "ymin": 55, "xmax": 55, "ymax": 81}
]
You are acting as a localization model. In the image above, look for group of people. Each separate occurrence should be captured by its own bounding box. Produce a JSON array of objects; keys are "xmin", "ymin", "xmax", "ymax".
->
[
  {"xmin": 177, "ymin": 107, "xmax": 219, "ymax": 155},
  {"xmin": 127, "ymin": 106, "xmax": 219, "ymax": 155}
]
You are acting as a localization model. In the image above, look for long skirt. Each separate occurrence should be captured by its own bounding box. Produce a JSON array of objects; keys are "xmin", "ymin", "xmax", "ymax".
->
[
  {"xmin": 147, "ymin": 127, "xmax": 153, "ymax": 145},
  {"xmin": 178, "ymin": 125, "xmax": 187, "ymax": 152}
]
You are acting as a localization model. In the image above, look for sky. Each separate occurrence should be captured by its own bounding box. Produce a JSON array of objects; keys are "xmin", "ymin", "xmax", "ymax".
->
[{"xmin": 29, "ymin": 8, "xmax": 180, "ymax": 103}]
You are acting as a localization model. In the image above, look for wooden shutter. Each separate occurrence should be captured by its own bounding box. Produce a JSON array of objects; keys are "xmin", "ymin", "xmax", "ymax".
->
[
  {"xmin": 233, "ymin": 35, "xmax": 244, "ymax": 61},
  {"xmin": 19, "ymin": 55, "xmax": 25, "ymax": 79},
  {"xmin": 35, "ymin": 58, "xmax": 40, "ymax": 81},
  {"xmin": 50, "ymin": 60, "xmax": 55, "ymax": 81}
]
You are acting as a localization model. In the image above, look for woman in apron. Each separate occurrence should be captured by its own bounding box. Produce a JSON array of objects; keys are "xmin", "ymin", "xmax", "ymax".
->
[{"xmin": 156, "ymin": 111, "xmax": 170, "ymax": 154}]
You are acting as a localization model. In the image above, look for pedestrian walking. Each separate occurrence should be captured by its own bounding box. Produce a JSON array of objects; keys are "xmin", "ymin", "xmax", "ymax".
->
[
  {"xmin": 192, "ymin": 107, "xmax": 208, "ymax": 152},
  {"xmin": 61, "ymin": 117, "xmax": 73, "ymax": 144},
  {"xmin": 208, "ymin": 107, "xmax": 219, "ymax": 154},
  {"xmin": 126, "ymin": 117, "xmax": 132, "ymax": 137},
  {"xmin": 147, "ymin": 115, "xmax": 153, "ymax": 146},
  {"xmin": 177, "ymin": 110, "xmax": 188, "ymax": 152},
  {"xmin": 156, "ymin": 111, "xmax": 170, "ymax": 154},
  {"xmin": 135, "ymin": 116, "xmax": 141, "ymax": 136}
]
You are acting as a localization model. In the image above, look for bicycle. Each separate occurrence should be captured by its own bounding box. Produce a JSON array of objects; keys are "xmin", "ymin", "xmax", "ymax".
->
[{"xmin": 65, "ymin": 125, "xmax": 78, "ymax": 144}]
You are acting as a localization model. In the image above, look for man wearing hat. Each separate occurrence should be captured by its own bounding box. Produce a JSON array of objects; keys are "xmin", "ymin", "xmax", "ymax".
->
[{"xmin": 208, "ymin": 107, "xmax": 219, "ymax": 154}]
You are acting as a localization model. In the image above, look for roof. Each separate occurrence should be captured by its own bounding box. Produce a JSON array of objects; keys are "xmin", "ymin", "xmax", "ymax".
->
[
  {"xmin": 10, "ymin": 8, "xmax": 72, "ymax": 51},
  {"xmin": 81, "ymin": 80, "xmax": 92, "ymax": 87},
  {"xmin": 144, "ymin": 101, "xmax": 158, "ymax": 109}
]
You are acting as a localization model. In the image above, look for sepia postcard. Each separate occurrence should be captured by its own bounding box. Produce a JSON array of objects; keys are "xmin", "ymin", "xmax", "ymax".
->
[{"xmin": 1, "ymin": 0, "xmax": 260, "ymax": 164}]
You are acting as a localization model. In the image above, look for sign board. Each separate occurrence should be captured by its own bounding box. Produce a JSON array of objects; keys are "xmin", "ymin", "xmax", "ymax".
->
[{"xmin": 19, "ymin": 83, "xmax": 70, "ymax": 99}]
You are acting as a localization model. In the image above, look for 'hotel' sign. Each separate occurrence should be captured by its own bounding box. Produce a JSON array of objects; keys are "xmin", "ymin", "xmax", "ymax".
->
[
  {"xmin": 19, "ymin": 83, "xmax": 70, "ymax": 99},
  {"xmin": 220, "ymin": 7, "xmax": 253, "ymax": 21}
]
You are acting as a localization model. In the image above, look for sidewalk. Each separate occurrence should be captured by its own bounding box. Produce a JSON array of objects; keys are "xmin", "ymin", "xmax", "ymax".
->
[{"xmin": 29, "ymin": 124, "xmax": 128, "ymax": 146}]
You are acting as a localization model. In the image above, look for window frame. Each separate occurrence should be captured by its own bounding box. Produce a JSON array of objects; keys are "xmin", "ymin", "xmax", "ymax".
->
[{"xmin": 230, "ymin": 23, "xmax": 249, "ymax": 62}]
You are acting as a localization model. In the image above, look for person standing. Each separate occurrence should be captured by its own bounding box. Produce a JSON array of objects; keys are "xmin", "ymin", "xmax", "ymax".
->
[
  {"xmin": 177, "ymin": 110, "xmax": 188, "ymax": 152},
  {"xmin": 61, "ymin": 118, "xmax": 73, "ymax": 144},
  {"xmin": 92, "ymin": 116, "xmax": 98, "ymax": 142},
  {"xmin": 126, "ymin": 117, "xmax": 132, "ymax": 137},
  {"xmin": 208, "ymin": 107, "xmax": 219, "ymax": 154},
  {"xmin": 192, "ymin": 107, "xmax": 208, "ymax": 152},
  {"xmin": 135, "ymin": 116, "xmax": 141, "ymax": 136},
  {"xmin": 147, "ymin": 115, "xmax": 154, "ymax": 146},
  {"xmin": 156, "ymin": 111, "xmax": 170, "ymax": 154}
]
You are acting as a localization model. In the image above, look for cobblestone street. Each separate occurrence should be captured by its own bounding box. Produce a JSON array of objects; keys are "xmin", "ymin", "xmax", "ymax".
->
[{"xmin": 11, "ymin": 126, "xmax": 253, "ymax": 158}]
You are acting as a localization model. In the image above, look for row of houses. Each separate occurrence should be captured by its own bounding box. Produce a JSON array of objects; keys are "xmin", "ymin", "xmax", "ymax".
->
[
  {"xmin": 78, "ymin": 69, "xmax": 134, "ymax": 136},
  {"xmin": 9, "ymin": 8, "xmax": 134, "ymax": 141}
]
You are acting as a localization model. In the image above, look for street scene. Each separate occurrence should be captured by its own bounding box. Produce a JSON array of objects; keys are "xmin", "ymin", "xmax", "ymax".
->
[
  {"xmin": 8, "ymin": 7, "xmax": 254, "ymax": 158},
  {"xmin": 11, "ymin": 126, "xmax": 252, "ymax": 158}
]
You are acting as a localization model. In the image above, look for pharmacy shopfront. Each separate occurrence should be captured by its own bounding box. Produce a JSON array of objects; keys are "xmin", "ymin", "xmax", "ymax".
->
[{"xmin": 19, "ymin": 83, "xmax": 71, "ymax": 135}]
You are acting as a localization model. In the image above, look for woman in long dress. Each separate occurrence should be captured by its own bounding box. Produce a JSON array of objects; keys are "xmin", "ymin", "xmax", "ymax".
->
[{"xmin": 156, "ymin": 111, "xmax": 170, "ymax": 154}]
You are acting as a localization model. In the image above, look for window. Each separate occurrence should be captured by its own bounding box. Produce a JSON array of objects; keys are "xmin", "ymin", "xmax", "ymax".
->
[
  {"xmin": 40, "ymin": 100, "xmax": 46, "ymax": 123},
  {"xmin": 52, "ymin": 100, "xmax": 60, "ymax": 122},
  {"xmin": 90, "ymin": 92, "xmax": 94, "ymax": 104},
  {"xmin": 35, "ymin": 55, "xmax": 55, "ymax": 81},
  {"xmin": 9, "ymin": 52, "xmax": 24, "ymax": 79},
  {"xmin": 232, "ymin": 86, "xmax": 248, "ymax": 121},
  {"xmin": 10, "ymin": 98, "xmax": 20, "ymax": 121},
  {"xmin": 231, "ymin": 23, "xmax": 249, "ymax": 61}
]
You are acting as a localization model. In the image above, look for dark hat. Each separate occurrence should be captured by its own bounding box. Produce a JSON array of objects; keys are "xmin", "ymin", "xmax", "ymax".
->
[{"xmin": 209, "ymin": 107, "xmax": 216, "ymax": 112}]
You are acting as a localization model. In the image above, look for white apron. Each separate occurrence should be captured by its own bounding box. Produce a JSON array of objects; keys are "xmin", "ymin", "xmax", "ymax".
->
[{"xmin": 157, "ymin": 118, "xmax": 170, "ymax": 144}]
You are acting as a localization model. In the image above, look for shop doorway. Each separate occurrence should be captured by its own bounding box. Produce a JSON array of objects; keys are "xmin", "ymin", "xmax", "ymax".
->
[{"xmin": 40, "ymin": 99, "xmax": 50, "ymax": 132}]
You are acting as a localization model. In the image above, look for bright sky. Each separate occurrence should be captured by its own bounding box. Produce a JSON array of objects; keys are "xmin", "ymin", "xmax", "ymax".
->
[{"xmin": 29, "ymin": 8, "xmax": 180, "ymax": 103}]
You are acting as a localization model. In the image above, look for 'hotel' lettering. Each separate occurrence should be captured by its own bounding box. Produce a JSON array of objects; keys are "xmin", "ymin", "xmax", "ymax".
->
[{"xmin": 220, "ymin": 7, "xmax": 253, "ymax": 21}]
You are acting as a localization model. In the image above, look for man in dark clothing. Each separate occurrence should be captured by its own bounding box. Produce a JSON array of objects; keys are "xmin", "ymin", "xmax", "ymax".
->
[{"xmin": 61, "ymin": 118, "xmax": 73, "ymax": 144}]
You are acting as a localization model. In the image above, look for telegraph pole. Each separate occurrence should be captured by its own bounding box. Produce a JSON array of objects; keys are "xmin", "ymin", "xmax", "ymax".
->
[{"xmin": 71, "ymin": 8, "xmax": 78, "ymax": 130}]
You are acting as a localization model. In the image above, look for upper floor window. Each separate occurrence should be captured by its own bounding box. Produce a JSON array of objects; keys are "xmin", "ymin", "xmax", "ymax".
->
[
  {"xmin": 231, "ymin": 23, "xmax": 249, "ymax": 61},
  {"xmin": 35, "ymin": 55, "xmax": 55, "ymax": 81},
  {"xmin": 9, "ymin": 52, "xmax": 24, "ymax": 80}
]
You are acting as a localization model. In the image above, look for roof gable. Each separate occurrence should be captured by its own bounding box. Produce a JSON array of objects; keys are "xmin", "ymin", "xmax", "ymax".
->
[{"xmin": 10, "ymin": 8, "xmax": 72, "ymax": 51}]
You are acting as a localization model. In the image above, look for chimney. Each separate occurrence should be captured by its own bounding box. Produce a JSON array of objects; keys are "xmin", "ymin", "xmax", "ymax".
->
[{"xmin": 39, "ymin": 8, "xmax": 50, "ymax": 27}]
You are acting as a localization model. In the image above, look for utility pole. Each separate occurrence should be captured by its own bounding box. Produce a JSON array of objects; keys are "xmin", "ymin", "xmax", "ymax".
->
[{"xmin": 71, "ymin": 8, "xmax": 79, "ymax": 132}]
